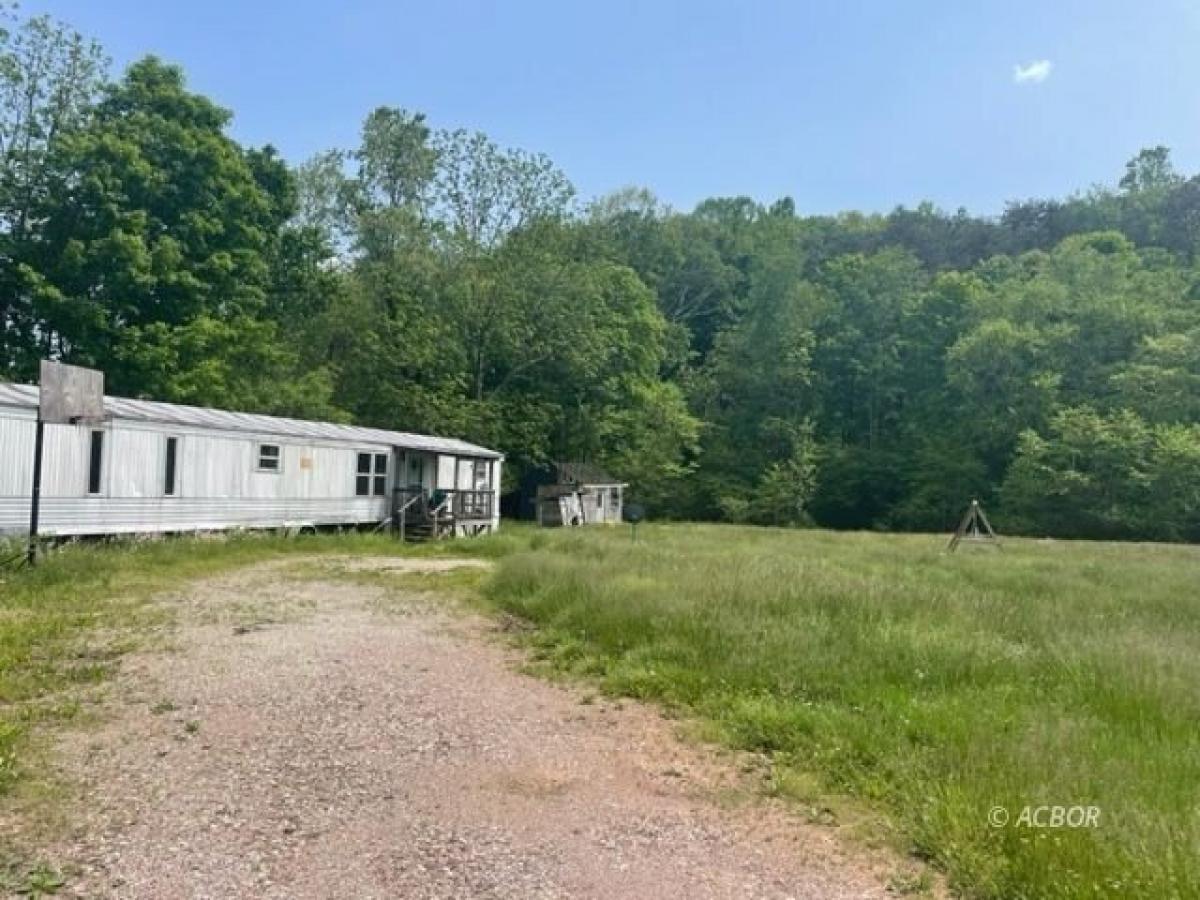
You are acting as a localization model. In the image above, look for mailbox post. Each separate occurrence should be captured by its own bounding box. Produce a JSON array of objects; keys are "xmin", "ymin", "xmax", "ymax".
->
[{"xmin": 624, "ymin": 503, "xmax": 645, "ymax": 542}]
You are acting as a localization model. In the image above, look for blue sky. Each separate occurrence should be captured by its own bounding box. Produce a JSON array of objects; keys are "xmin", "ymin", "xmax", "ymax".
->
[{"xmin": 23, "ymin": 0, "xmax": 1200, "ymax": 215}]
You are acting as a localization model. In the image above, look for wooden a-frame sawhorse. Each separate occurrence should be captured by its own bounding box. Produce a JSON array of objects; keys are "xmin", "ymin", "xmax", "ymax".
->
[{"xmin": 947, "ymin": 499, "xmax": 1001, "ymax": 552}]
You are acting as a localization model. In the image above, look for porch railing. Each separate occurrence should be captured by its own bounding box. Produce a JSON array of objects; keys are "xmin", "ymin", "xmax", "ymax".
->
[
  {"xmin": 451, "ymin": 489, "xmax": 493, "ymax": 520},
  {"xmin": 391, "ymin": 486, "xmax": 494, "ymax": 522}
]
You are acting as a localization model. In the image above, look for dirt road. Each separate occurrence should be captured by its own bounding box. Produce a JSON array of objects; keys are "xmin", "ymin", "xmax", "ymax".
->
[{"xmin": 38, "ymin": 557, "xmax": 896, "ymax": 898}]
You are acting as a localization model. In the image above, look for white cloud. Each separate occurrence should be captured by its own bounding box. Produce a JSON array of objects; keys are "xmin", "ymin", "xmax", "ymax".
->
[{"xmin": 1013, "ymin": 60, "xmax": 1053, "ymax": 85}]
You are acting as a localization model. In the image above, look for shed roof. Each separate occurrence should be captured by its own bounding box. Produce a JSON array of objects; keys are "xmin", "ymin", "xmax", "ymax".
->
[
  {"xmin": 0, "ymin": 382, "xmax": 502, "ymax": 459},
  {"xmin": 556, "ymin": 461, "xmax": 624, "ymax": 485},
  {"xmin": 536, "ymin": 484, "xmax": 581, "ymax": 499}
]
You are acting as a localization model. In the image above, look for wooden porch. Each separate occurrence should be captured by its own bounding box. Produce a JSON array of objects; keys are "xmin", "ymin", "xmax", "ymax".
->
[{"xmin": 392, "ymin": 487, "xmax": 496, "ymax": 541}]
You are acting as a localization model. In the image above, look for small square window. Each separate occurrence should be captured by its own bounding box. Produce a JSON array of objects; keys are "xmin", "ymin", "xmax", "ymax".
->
[{"xmin": 258, "ymin": 444, "xmax": 281, "ymax": 472}]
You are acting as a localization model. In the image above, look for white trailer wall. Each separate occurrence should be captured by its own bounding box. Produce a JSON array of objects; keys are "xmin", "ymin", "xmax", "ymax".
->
[
  {"xmin": 0, "ymin": 406, "xmax": 36, "ymax": 534},
  {"xmin": 0, "ymin": 414, "xmax": 393, "ymax": 537},
  {"xmin": 0, "ymin": 382, "xmax": 503, "ymax": 539}
]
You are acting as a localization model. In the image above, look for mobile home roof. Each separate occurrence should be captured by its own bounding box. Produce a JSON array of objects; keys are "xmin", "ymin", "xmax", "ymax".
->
[{"xmin": 0, "ymin": 383, "xmax": 502, "ymax": 459}]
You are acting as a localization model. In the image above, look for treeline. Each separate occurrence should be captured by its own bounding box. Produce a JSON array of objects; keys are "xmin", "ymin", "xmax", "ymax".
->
[{"xmin": 4, "ymin": 11, "xmax": 1200, "ymax": 540}]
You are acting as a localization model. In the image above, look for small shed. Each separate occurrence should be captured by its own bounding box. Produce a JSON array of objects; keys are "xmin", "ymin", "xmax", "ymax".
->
[{"xmin": 535, "ymin": 462, "xmax": 626, "ymax": 527}]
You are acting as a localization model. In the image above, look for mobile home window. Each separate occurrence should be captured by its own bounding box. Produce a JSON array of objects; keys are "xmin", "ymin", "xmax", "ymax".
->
[
  {"xmin": 473, "ymin": 460, "xmax": 489, "ymax": 490},
  {"xmin": 164, "ymin": 437, "xmax": 178, "ymax": 496},
  {"xmin": 373, "ymin": 453, "xmax": 388, "ymax": 496},
  {"xmin": 87, "ymin": 430, "xmax": 104, "ymax": 495},
  {"xmin": 355, "ymin": 452, "xmax": 371, "ymax": 496},
  {"xmin": 257, "ymin": 444, "xmax": 281, "ymax": 472}
]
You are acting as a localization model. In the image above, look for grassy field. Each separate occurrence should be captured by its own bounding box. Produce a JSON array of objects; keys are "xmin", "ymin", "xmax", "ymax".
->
[
  {"xmin": 3, "ymin": 524, "xmax": 1197, "ymax": 898},
  {"xmin": 474, "ymin": 524, "xmax": 1200, "ymax": 899}
]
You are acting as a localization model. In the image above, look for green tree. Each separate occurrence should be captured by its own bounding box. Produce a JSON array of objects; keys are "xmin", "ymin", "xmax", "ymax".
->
[
  {"xmin": 1119, "ymin": 145, "xmax": 1181, "ymax": 194},
  {"xmin": 692, "ymin": 264, "xmax": 816, "ymax": 518},
  {"xmin": 1111, "ymin": 330, "xmax": 1200, "ymax": 424},
  {"xmin": 0, "ymin": 9, "xmax": 106, "ymax": 377},
  {"xmin": 587, "ymin": 189, "xmax": 743, "ymax": 357},
  {"xmin": 945, "ymin": 318, "xmax": 1061, "ymax": 462},
  {"xmin": 720, "ymin": 427, "xmax": 819, "ymax": 526},
  {"xmin": 25, "ymin": 57, "xmax": 319, "ymax": 409},
  {"xmin": 808, "ymin": 249, "xmax": 927, "ymax": 449},
  {"xmin": 1002, "ymin": 407, "xmax": 1200, "ymax": 541}
]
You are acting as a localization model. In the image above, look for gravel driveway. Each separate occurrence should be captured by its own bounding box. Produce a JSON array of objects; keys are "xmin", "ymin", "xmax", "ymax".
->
[{"xmin": 38, "ymin": 557, "xmax": 897, "ymax": 898}]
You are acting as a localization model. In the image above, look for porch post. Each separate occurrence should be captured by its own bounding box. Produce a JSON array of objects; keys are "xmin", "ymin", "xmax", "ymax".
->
[{"xmin": 489, "ymin": 458, "xmax": 496, "ymax": 520}]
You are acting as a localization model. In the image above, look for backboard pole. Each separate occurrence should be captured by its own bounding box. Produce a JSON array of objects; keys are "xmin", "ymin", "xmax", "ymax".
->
[
  {"xmin": 26, "ymin": 360, "xmax": 105, "ymax": 565},
  {"xmin": 26, "ymin": 417, "xmax": 45, "ymax": 566}
]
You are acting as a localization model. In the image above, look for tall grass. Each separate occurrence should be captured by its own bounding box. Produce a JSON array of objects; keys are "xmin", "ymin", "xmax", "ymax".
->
[{"xmin": 481, "ymin": 524, "xmax": 1200, "ymax": 899}]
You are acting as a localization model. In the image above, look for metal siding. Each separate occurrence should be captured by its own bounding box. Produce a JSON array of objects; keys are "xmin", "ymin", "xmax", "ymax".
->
[
  {"xmin": 41, "ymin": 422, "xmax": 92, "ymax": 497},
  {"xmin": 187, "ymin": 433, "xmax": 246, "ymax": 499},
  {"xmin": 11, "ymin": 497, "xmax": 390, "ymax": 536},
  {"xmin": 0, "ymin": 411, "xmax": 35, "ymax": 497},
  {"xmin": 110, "ymin": 427, "xmax": 162, "ymax": 498},
  {"xmin": 0, "ymin": 498, "xmax": 30, "ymax": 534},
  {"xmin": 0, "ymin": 415, "xmax": 397, "ymax": 537},
  {"xmin": 0, "ymin": 386, "xmax": 501, "ymax": 539},
  {"xmin": 308, "ymin": 445, "xmax": 356, "ymax": 498},
  {"xmin": 0, "ymin": 382, "xmax": 501, "ymax": 459}
]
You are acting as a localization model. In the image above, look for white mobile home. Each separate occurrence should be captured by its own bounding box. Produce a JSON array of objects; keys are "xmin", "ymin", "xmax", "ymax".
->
[{"xmin": 0, "ymin": 383, "xmax": 502, "ymax": 539}]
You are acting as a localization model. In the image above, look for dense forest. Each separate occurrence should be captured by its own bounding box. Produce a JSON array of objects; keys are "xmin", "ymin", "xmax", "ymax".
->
[{"xmin": 3, "ymin": 10, "xmax": 1200, "ymax": 540}]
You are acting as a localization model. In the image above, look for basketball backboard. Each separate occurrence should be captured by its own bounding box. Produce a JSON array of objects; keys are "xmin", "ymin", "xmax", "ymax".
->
[{"xmin": 39, "ymin": 360, "xmax": 105, "ymax": 425}]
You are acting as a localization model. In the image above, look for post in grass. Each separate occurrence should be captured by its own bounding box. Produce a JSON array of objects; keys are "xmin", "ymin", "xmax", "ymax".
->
[{"xmin": 625, "ymin": 503, "xmax": 645, "ymax": 542}]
